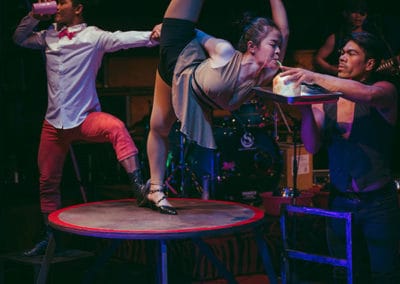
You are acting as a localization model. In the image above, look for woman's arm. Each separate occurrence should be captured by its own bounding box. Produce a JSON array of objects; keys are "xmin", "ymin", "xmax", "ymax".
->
[
  {"xmin": 195, "ymin": 29, "xmax": 236, "ymax": 68},
  {"xmin": 195, "ymin": 0, "xmax": 289, "ymax": 67},
  {"xmin": 270, "ymin": 0, "xmax": 289, "ymax": 61}
]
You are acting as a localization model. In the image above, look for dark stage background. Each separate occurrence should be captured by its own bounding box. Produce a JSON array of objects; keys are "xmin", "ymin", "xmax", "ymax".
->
[{"xmin": 0, "ymin": 0, "xmax": 399, "ymax": 186}]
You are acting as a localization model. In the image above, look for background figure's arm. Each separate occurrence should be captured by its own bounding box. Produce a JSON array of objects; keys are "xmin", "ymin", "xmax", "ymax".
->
[
  {"xmin": 270, "ymin": 0, "xmax": 289, "ymax": 61},
  {"xmin": 314, "ymin": 34, "xmax": 338, "ymax": 75}
]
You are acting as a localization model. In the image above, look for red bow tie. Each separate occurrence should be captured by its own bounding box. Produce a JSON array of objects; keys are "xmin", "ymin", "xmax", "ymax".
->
[{"xmin": 58, "ymin": 29, "xmax": 76, "ymax": 40}]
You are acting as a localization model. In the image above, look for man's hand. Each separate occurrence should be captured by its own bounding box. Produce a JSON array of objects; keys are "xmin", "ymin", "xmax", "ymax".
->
[
  {"xmin": 279, "ymin": 66, "xmax": 316, "ymax": 88},
  {"xmin": 150, "ymin": 23, "xmax": 162, "ymax": 42}
]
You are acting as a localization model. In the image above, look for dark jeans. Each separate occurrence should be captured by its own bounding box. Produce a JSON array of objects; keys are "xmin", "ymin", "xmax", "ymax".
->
[{"xmin": 327, "ymin": 184, "xmax": 400, "ymax": 283}]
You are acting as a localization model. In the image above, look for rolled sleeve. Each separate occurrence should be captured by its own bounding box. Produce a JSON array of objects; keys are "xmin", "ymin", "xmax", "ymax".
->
[{"xmin": 13, "ymin": 14, "xmax": 45, "ymax": 49}]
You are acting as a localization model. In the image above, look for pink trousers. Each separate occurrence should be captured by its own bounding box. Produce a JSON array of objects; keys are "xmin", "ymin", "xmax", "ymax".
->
[{"xmin": 38, "ymin": 112, "xmax": 138, "ymax": 213}]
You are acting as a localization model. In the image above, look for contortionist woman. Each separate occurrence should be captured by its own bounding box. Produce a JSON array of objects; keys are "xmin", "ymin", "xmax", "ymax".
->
[{"xmin": 139, "ymin": 0, "xmax": 289, "ymax": 215}]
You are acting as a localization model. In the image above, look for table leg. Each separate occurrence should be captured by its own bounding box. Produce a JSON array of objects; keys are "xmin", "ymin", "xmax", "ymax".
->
[
  {"xmin": 254, "ymin": 228, "xmax": 278, "ymax": 284},
  {"xmin": 192, "ymin": 238, "xmax": 238, "ymax": 284},
  {"xmin": 82, "ymin": 239, "xmax": 122, "ymax": 284},
  {"xmin": 156, "ymin": 240, "xmax": 168, "ymax": 284},
  {"xmin": 36, "ymin": 232, "xmax": 56, "ymax": 284}
]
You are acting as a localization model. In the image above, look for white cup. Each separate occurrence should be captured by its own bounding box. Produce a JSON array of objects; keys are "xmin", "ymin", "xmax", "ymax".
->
[{"xmin": 32, "ymin": 1, "xmax": 57, "ymax": 15}]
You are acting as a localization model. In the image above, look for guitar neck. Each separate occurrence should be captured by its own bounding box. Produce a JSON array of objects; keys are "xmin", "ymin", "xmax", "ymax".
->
[{"xmin": 377, "ymin": 54, "xmax": 400, "ymax": 74}]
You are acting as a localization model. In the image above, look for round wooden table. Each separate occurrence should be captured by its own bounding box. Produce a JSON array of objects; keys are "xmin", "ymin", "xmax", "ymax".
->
[{"xmin": 48, "ymin": 198, "xmax": 277, "ymax": 284}]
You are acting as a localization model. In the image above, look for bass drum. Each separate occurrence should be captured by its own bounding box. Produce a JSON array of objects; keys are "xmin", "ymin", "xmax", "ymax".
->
[{"xmin": 214, "ymin": 127, "xmax": 283, "ymax": 205}]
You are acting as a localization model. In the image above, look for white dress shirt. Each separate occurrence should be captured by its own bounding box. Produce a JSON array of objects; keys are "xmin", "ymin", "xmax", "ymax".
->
[{"xmin": 13, "ymin": 15, "xmax": 157, "ymax": 129}]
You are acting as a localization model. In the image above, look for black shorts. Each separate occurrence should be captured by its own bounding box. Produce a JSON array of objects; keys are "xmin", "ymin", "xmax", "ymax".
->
[{"xmin": 158, "ymin": 18, "xmax": 196, "ymax": 86}]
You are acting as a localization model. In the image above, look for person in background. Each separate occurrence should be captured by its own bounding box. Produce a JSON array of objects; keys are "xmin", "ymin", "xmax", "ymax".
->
[
  {"xmin": 13, "ymin": 0, "xmax": 161, "ymax": 256},
  {"xmin": 141, "ymin": 0, "xmax": 289, "ymax": 215},
  {"xmin": 280, "ymin": 31, "xmax": 399, "ymax": 283},
  {"xmin": 314, "ymin": 0, "xmax": 370, "ymax": 75}
]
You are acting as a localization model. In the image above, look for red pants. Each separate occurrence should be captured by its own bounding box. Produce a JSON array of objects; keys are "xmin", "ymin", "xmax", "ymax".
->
[{"xmin": 38, "ymin": 112, "xmax": 138, "ymax": 213}]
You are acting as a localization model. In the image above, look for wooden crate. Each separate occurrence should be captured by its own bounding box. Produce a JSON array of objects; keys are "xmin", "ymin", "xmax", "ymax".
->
[{"xmin": 278, "ymin": 142, "xmax": 313, "ymax": 190}]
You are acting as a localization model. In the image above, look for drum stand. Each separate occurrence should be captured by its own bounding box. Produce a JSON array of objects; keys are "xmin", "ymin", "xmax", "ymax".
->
[
  {"xmin": 273, "ymin": 102, "xmax": 301, "ymax": 203},
  {"xmin": 165, "ymin": 130, "xmax": 204, "ymax": 198},
  {"xmin": 289, "ymin": 121, "xmax": 301, "ymax": 204}
]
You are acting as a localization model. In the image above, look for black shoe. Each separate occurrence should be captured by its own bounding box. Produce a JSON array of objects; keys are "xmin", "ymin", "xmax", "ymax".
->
[
  {"xmin": 139, "ymin": 186, "xmax": 178, "ymax": 215},
  {"xmin": 23, "ymin": 238, "xmax": 49, "ymax": 257},
  {"xmin": 150, "ymin": 200, "xmax": 178, "ymax": 215}
]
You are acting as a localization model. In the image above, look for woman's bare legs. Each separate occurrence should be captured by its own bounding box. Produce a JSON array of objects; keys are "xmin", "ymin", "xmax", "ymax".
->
[
  {"xmin": 146, "ymin": 71, "xmax": 176, "ymax": 207},
  {"xmin": 163, "ymin": 0, "xmax": 204, "ymax": 21},
  {"xmin": 146, "ymin": 0, "xmax": 205, "ymax": 212}
]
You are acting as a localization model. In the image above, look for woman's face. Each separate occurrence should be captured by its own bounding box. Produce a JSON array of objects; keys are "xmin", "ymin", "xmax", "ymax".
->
[
  {"xmin": 348, "ymin": 11, "xmax": 367, "ymax": 30},
  {"xmin": 252, "ymin": 28, "xmax": 282, "ymax": 71}
]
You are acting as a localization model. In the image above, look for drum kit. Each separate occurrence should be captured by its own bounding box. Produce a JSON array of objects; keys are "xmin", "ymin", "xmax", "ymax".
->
[
  {"xmin": 128, "ymin": 95, "xmax": 304, "ymax": 205},
  {"xmin": 165, "ymin": 99, "xmax": 292, "ymax": 205}
]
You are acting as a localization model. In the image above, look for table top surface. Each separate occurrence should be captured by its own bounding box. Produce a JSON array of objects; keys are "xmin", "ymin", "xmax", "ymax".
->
[
  {"xmin": 253, "ymin": 86, "xmax": 341, "ymax": 105},
  {"xmin": 48, "ymin": 198, "xmax": 265, "ymax": 240}
]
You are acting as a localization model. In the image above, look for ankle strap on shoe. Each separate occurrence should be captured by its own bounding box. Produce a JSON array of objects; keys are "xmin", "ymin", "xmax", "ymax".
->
[
  {"xmin": 150, "ymin": 181, "xmax": 163, "ymax": 187},
  {"xmin": 149, "ymin": 188, "xmax": 165, "ymax": 194}
]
